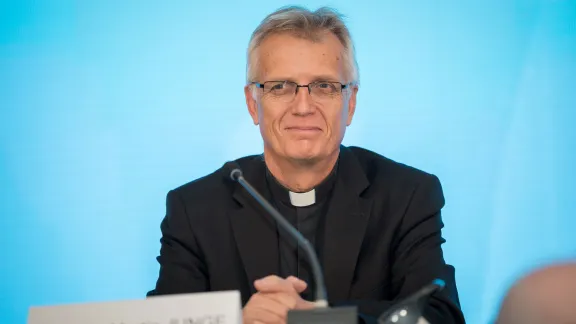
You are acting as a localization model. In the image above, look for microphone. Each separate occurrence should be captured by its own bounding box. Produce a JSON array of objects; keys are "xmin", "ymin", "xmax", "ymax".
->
[
  {"xmin": 226, "ymin": 161, "xmax": 328, "ymax": 306},
  {"xmin": 225, "ymin": 161, "xmax": 357, "ymax": 323},
  {"xmin": 378, "ymin": 279, "xmax": 446, "ymax": 324}
]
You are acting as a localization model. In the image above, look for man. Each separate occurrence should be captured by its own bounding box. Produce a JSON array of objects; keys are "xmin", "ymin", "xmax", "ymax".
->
[
  {"xmin": 495, "ymin": 262, "xmax": 576, "ymax": 324},
  {"xmin": 148, "ymin": 6, "xmax": 465, "ymax": 324}
]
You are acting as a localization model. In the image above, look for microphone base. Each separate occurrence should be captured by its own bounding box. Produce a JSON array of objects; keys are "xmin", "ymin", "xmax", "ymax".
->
[{"xmin": 287, "ymin": 306, "xmax": 358, "ymax": 324}]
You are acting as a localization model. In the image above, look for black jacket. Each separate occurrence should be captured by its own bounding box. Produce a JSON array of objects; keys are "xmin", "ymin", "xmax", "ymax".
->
[{"xmin": 148, "ymin": 145, "xmax": 465, "ymax": 324}]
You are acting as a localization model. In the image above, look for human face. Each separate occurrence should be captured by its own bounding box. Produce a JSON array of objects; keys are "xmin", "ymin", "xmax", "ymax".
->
[{"xmin": 244, "ymin": 32, "xmax": 358, "ymax": 163}]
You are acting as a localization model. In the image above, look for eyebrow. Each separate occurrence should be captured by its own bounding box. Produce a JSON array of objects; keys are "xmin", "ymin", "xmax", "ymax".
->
[
  {"xmin": 310, "ymin": 75, "xmax": 341, "ymax": 82},
  {"xmin": 266, "ymin": 75, "xmax": 342, "ymax": 83}
]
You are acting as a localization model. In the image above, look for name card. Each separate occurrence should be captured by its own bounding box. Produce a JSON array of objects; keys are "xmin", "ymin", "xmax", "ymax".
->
[{"xmin": 28, "ymin": 290, "xmax": 241, "ymax": 324}]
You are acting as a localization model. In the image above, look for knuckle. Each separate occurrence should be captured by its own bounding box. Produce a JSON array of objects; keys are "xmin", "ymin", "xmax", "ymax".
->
[
  {"xmin": 248, "ymin": 293, "xmax": 263, "ymax": 304},
  {"xmin": 265, "ymin": 274, "xmax": 280, "ymax": 280},
  {"xmin": 260, "ymin": 275, "xmax": 280, "ymax": 284}
]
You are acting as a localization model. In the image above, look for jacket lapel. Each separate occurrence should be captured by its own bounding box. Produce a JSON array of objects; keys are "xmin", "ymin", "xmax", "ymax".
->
[
  {"xmin": 228, "ymin": 157, "xmax": 279, "ymax": 294},
  {"xmin": 322, "ymin": 146, "xmax": 372, "ymax": 302}
]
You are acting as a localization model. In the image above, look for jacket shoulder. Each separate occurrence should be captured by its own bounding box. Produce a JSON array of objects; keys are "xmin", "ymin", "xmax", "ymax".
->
[
  {"xmin": 170, "ymin": 154, "xmax": 262, "ymax": 201},
  {"xmin": 347, "ymin": 146, "xmax": 445, "ymax": 211},
  {"xmin": 347, "ymin": 146, "xmax": 439, "ymax": 186}
]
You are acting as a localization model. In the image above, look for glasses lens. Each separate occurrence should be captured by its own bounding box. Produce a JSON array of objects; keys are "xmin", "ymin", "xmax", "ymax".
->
[
  {"xmin": 264, "ymin": 81, "xmax": 295, "ymax": 99},
  {"xmin": 311, "ymin": 82, "xmax": 341, "ymax": 98}
]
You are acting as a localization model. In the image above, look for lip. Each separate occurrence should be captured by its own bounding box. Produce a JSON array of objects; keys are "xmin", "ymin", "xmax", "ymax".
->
[{"xmin": 285, "ymin": 127, "xmax": 322, "ymax": 131}]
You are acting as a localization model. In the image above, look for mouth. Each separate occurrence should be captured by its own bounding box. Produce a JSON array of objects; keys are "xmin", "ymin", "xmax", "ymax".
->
[{"xmin": 285, "ymin": 127, "xmax": 322, "ymax": 132}]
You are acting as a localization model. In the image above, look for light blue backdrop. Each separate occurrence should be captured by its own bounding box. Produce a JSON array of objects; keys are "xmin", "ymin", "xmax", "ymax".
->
[{"xmin": 1, "ymin": 0, "xmax": 575, "ymax": 323}]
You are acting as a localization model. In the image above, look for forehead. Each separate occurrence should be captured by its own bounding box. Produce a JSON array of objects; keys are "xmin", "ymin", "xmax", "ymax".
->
[{"xmin": 255, "ymin": 32, "xmax": 346, "ymax": 81}]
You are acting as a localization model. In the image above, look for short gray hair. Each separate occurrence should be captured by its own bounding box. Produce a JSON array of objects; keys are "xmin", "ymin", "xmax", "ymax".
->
[{"xmin": 246, "ymin": 6, "xmax": 359, "ymax": 85}]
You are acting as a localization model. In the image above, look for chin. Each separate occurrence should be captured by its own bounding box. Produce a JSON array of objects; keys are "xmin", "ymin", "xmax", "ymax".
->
[{"xmin": 283, "ymin": 143, "xmax": 324, "ymax": 162}]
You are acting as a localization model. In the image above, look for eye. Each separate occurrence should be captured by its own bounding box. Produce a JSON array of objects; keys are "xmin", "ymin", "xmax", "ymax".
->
[
  {"xmin": 270, "ymin": 83, "xmax": 285, "ymax": 90},
  {"xmin": 265, "ymin": 81, "xmax": 293, "ymax": 96},
  {"xmin": 315, "ymin": 82, "xmax": 338, "ymax": 94}
]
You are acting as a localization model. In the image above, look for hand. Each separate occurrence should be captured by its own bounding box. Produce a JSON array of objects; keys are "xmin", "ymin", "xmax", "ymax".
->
[{"xmin": 242, "ymin": 275, "xmax": 316, "ymax": 324}]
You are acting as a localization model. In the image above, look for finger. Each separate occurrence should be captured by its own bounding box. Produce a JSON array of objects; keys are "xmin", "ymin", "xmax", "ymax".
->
[
  {"xmin": 255, "ymin": 275, "xmax": 283, "ymax": 286},
  {"xmin": 255, "ymin": 277, "xmax": 296, "ymax": 294},
  {"xmin": 259, "ymin": 291, "xmax": 316, "ymax": 311},
  {"xmin": 244, "ymin": 306, "xmax": 284, "ymax": 324},
  {"xmin": 285, "ymin": 276, "xmax": 307, "ymax": 293},
  {"xmin": 251, "ymin": 293, "xmax": 290, "ymax": 319},
  {"xmin": 254, "ymin": 275, "xmax": 285, "ymax": 291},
  {"xmin": 260, "ymin": 292, "xmax": 298, "ymax": 309},
  {"xmin": 296, "ymin": 299, "xmax": 317, "ymax": 310}
]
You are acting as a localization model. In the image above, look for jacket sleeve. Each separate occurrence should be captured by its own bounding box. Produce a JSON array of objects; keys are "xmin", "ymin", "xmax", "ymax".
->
[
  {"xmin": 147, "ymin": 189, "xmax": 209, "ymax": 296},
  {"xmin": 333, "ymin": 174, "xmax": 466, "ymax": 324}
]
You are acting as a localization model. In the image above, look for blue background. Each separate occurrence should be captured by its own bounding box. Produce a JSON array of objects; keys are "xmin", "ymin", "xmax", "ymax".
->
[{"xmin": 1, "ymin": 0, "xmax": 575, "ymax": 323}]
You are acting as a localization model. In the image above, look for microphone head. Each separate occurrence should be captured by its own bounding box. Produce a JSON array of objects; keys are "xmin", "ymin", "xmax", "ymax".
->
[
  {"xmin": 418, "ymin": 278, "xmax": 445, "ymax": 297},
  {"xmin": 431, "ymin": 278, "xmax": 445, "ymax": 290},
  {"xmin": 378, "ymin": 279, "xmax": 445, "ymax": 324},
  {"xmin": 224, "ymin": 161, "xmax": 243, "ymax": 181}
]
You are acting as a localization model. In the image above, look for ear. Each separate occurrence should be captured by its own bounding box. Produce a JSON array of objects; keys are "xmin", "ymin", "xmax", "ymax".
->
[
  {"xmin": 244, "ymin": 85, "xmax": 259, "ymax": 125},
  {"xmin": 345, "ymin": 85, "xmax": 359, "ymax": 126}
]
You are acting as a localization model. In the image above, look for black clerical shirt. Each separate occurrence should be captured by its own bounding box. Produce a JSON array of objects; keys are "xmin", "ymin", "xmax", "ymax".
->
[{"xmin": 264, "ymin": 161, "xmax": 338, "ymax": 301}]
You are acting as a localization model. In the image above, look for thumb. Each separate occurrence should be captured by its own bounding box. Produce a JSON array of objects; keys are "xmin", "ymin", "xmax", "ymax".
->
[
  {"xmin": 286, "ymin": 276, "xmax": 307, "ymax": 293},
  {"xmin": 296, "ymin": 299, "xmax": 317, "ymax": 310}
]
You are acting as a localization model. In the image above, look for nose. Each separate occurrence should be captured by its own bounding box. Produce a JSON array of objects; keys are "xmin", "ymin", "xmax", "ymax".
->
[{"xmin": 291, "ymin": 86, "xmax": 315, "ymax": 116}]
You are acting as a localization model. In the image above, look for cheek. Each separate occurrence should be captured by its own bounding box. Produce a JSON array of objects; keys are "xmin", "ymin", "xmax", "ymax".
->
[
  {"xmin": 323, "ymin": 104, "xmax": 348, "ymax": 133},
  {"xmin": 259, "ymin": 104, "xmax": 284, "ymax": 133}
]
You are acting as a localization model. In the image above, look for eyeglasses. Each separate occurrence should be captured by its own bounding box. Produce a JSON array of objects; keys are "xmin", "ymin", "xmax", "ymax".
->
[{"xmin": 250, "ymin": 81, "xmax": 350, "ymax": 102}]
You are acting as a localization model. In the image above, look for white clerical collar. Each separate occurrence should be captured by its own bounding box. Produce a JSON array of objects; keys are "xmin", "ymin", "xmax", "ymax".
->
[{"xmin": 289, "ymin": 189, "xmax": 316, "ymax": 207}]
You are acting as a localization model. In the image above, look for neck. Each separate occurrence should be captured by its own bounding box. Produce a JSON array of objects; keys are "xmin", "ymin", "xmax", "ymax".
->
[{"xmin": 264, "ymin": 147, "xmax": 339, "ymax": 192}]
